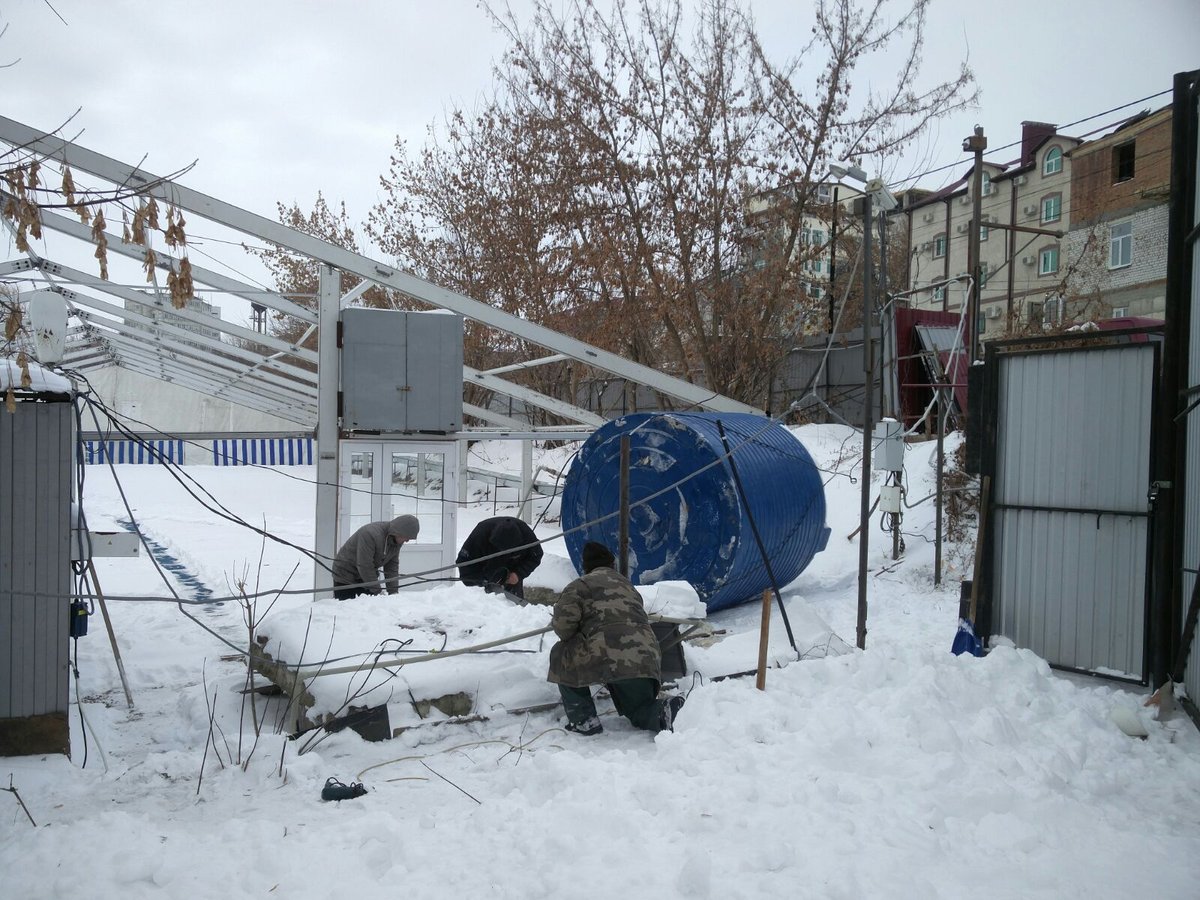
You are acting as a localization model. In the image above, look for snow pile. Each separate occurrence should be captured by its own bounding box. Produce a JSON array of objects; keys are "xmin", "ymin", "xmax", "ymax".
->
[{"xmin": 2, "ymin": 427, "xmax": 1199, "ymax": 899}]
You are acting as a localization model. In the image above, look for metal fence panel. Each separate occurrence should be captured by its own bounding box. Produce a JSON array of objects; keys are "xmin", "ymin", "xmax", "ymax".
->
[
  {"xmin": 993, "ymin": 344, "xmax": 1155, "ymax": 680},
  {"xmin": 1184, "ymin": 89, "xmax": 1200, "ymax": 703}
]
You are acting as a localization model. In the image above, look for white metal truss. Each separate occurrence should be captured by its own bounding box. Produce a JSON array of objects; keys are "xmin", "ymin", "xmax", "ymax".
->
[{"xmin": 0, "ymin": 114, "xmax": 761, "ymax": 429}]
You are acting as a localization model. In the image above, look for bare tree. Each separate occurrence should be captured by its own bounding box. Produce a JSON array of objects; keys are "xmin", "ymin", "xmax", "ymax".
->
[{"xmin": 256, "ymin": 0, "xmax": 974, "ymax": 411}]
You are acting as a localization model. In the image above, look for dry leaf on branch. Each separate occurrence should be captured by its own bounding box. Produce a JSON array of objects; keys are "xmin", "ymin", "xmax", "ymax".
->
[
  {"xmin": 146, "ymin": 197, "xmax": 159, "ymax": 231},
  {"xmin": 16, "ymin": 350, "xmax": 31, "ymax": 388},
  {"xmin": 92, "ymin": 209, "xmax": 109, "ymax": 280},
  {"xmin": 131, "ymin": 205, "xmax": 146, "ymax": 245},
  {"xmin": 5, "ymin": 388, "xmax": 15, "ymax": 414},
  {"xmin": 164, "ymin": 205, "xmax": 187, "ymax": 248},
  {"xmin": 143, "ymin": 247, "xmax": 157, "ymax": 283},
  {"xmin": 170, "ymin": 257, "xmax": 195, "ymax": 308},
  {"xmin": 4, "ymin": 305, "xmax": 20, "ymax": 341},
  {"xmin": 62, "ymin": 165, "xmax": 77, "ymax": 207}
]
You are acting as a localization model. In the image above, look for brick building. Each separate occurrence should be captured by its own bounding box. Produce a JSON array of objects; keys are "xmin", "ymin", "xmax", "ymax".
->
[
  {"xmin": 902, "ymin": 121, "xmax": 1081, "ymax": 338},
  {"xmin": 1062, "ymin": 106, "xmax": 1172, "ymax": 320}
]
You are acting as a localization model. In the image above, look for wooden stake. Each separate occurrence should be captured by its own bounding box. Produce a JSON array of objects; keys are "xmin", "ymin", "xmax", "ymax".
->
[
  {"xmin": 756, "ymin": 588, "xmax": 772, "ymax": 691},
  {"xmin": 87, "ymin": 559, "xmax": 134, "ymax": 708}
]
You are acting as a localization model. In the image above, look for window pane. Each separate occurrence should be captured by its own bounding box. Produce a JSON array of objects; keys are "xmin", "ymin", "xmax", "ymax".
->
[
  {"xmin": 347, "ymin": 451, "xmax": 375, "ymax": 535},
  {"xmin": 387, "ymin": 451, "xmax": 445, "ymax": 544},
  {"xmin": 1043, "ymin": 148, "xmax": 1062, "ymax": 176},
  {"xmin": 1039, "ymin": 248, "xmax": 1058, "ymax": 274},
  {"xmin": 1109, "ymin": 222, "xmax": 1132, "ymax": 267}
]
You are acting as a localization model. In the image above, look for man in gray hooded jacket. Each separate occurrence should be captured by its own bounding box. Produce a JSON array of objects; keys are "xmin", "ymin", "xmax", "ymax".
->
[{"xmin": 331, "ymin": 514, "xmax": 420, "ymax": 600}]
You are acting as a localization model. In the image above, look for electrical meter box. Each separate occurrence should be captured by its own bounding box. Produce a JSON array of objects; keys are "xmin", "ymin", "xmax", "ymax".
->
[
  {"xmin": 873, "ymin": 418, "xmax": 905, "ymax": 472},
  {"xmin": 341, "ymin": 308, "xmax": 463, "ymax": 434}
]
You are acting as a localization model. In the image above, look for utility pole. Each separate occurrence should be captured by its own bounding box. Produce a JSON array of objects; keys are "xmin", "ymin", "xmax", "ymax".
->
[
  {"xmin": 964, "ymin": 126, "xmax": 987, "ymax": 363},
  {"xmin": 856, "ymin": 192, "xmax": 875, "ymax": 651}
]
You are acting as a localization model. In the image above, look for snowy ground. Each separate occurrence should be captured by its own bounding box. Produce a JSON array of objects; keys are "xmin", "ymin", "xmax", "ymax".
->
[{"xmin": 3, "ymin": 425, "xmax": 1199, "ymax": 899}]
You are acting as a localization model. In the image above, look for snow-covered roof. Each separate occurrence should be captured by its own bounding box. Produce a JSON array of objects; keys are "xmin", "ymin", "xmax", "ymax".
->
[{"xmin": 0, "ymin": 357, "xmax": 73, "ymax": 395}]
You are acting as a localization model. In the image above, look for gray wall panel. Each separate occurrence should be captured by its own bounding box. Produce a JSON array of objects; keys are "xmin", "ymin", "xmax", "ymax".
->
[
  {"xmin": 1, "ymin": 400, "xmax": 71, "ymax": 722},
  {"xmin": 993, "ymin": 344, "xmax": 1154, "ymax": 680},
  {"xmin": 0, "ymin": 404, "xmax": 11, "ymax": 718}
]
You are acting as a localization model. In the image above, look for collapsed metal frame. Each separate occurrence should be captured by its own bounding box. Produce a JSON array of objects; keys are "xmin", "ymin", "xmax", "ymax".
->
[
  {"xmin": 0, "ymin": 115, "xmax": 757, "ymax": 424},
  {"xmin": 0, "ymin": 115, "xmax": 760, "ymax": 594}
]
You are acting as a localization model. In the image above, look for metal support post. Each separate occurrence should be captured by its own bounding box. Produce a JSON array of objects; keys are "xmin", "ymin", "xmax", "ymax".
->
[
  {"xmin": 619, "ymin": 436, "xmax": 631, "ymax": 577},
  {"xmin": 856, "ymin": 193, "xmax": 875, "ymax": 651},
  {"xmin": 312, "ymin": 265, "xmax": 340, "ymax": 598},
  {"xmin": 964, "ymin": 127, "xmax": 987, "ymax": 363},
  {"xmin": 519, "ymin": 440, "xmax": 534, "ymax": 525}
]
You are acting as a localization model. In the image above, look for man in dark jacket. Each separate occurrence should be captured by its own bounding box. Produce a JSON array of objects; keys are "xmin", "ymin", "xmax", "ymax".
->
[
  {"xmin": 331, "ymin": 514, "xmax": 420, "ymax": 601},
  {"xmin": 548, "ymin": 542, "xmax": 682, "ymax": 735},
  {"xmin": 456, "ymin": 516, "xmax": 543, "ymax": 600}
]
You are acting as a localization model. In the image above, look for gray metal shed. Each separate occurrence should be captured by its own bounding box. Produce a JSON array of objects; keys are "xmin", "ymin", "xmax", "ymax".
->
[{"xmin": 0, "ymin": 368, "xmax": 74, "ymax": 756}]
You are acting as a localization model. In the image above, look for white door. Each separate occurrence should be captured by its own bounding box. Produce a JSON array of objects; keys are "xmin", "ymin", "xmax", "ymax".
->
[{"xmin": 338, "ymin": 440, "xmax": 458, "ymax": 591}]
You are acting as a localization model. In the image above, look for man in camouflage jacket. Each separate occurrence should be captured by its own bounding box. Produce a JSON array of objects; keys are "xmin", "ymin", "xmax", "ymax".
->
[{"xmin": 547, "ymin": 541, "xmax": 672, "ymax": 734}]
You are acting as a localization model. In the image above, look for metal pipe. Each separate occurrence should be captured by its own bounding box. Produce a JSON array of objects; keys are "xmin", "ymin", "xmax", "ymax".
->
[
  {"xmin": 856, "ymin": 192, "xmax": 875, "ymax": 651},
  {"xmin": 716, "ymin": 419, "xmax": 798, "ymax": 653},
  {"xmin": 619, "ymin": 436, "xmax": 631, "ymax": 576}
]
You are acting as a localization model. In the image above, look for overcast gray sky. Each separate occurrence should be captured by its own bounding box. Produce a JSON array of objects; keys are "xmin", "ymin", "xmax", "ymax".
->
[{"xmin": 2, "ymin": 0, "xmax": 1197, "ymax": 319}]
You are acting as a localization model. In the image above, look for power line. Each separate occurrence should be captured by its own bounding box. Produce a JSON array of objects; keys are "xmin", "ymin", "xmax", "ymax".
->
[{"xmin": 888, "ymin": 89, "xmax": 1173, "ymax": 189}]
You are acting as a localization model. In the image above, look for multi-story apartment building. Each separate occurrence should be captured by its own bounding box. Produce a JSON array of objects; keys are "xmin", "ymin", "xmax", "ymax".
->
[
  {"xmin": 903, "ymin": 121, "xmax": 1081, "ymax": 338},
  {"xmin": 1063, "ymin": 106, "xmax": 1172, "ymax": 320},
  {"xmin": 742, "ymin": 180, "xmax": 864, "ymax": 339}
]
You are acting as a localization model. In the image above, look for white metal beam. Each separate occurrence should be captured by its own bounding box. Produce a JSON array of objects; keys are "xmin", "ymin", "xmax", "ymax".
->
[
  {"xmin": 24, "ymin": 205, "xmax": 319, "ymax": 325},
  {"xmin": 313, "ymin": 265, "xmax": 339, "ymax": 598},
  {"xmin": 462, "ymin": 402, "xmax": 527, "ymax": 429},
  {"xmin": 79, "ymin": 334, "xmax": 316, "ymax": 422},
  {"xmin": 77, "ymin": 320, "xmax": 318, "ymax": 413},
  {"xmin": 35, "ymin": 258, "xmax": 319, "ymax": 363},
  {"xmin": 465, "ymin": 365, "xmax": 605, "ymax": 426},
  {"xmin": 0, "ymin": 117, "xmax": 760, "ymax": 415},
  {"xmin": 56, "ymin": 292, "xmax": 319, "ymax": 401},
  {"xmin": 483, "ymin": 353, "xmax": 570, "ymax": 376}
]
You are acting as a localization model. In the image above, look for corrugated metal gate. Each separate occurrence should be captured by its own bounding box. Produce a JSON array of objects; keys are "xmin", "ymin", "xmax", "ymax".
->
[{"xmin": 985, "ymin": 341, "xmax": 1158, "ymax": 683}]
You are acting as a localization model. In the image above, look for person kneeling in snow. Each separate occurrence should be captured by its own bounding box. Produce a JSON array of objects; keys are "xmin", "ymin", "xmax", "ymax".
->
[
  {"xmin": 331, "ymin": 514, "xmax": 420, "ymax": 601},
  {"xmin": 548, "ymin": 541, "xmax": 683, "ymax": 735},
  {"xmin": 456, "ymin": 515, "xmax": 543, "ymax": 600}
]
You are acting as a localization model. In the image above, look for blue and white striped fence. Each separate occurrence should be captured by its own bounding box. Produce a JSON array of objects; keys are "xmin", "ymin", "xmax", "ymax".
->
[
  {"xmin": 211, "ymin": 437, "xmax": 314, "ymax": 466},
  {"xmin": 84, "ymin": 439, "xmax": 185, "ymax": 465}
]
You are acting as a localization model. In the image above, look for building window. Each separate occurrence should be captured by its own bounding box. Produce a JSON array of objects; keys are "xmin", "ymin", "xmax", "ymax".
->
[
  {"xmin": 816, "ymin": 184, "xmax": 831, "ymax": 204},
  {"xmin": 1043, "ymin": 146, "xmax": 1062, "ymax": 176},
  {"xmin": 979, "ymin": 262, "xmax": 990, "ymax": 287},
  {"xmin": 981, "ymin": 171, "xmax": 992, "ymax": 196},
  {"xmin": 1041, "ymin": 194, "xmax": 1061, "ymax": 224},
  {"xmin": 1113, "ymin": 141, "xmax": 1135, "ymax": 183},
  {"xmin": 977, "ymin": 314, "xmax": 987, "ymax": 335},
  {"xmin": 812, "ymin": 229, "xmax": 825, "ymax": 246},
  {"xmin": 980, "ymin": 221, "xmax": 989, "ymax": 242},
  {"xmin": 933, "ymin": 234, "xmax": 946, "ymax": 258},
  {"xmin": 1039, "ymin": 247, "xmax": 1059, "ymax": 275},
  {"xmin": 801, "ymin": 227, "xmax": 811, "ymax": 246},
  {"xmin": 1112, "ymin": 306, "xmax": 1129, "ymax": 317},
  {"xmin": 1027, "ymin": 301, "xmax": 1043, "ymax": 324},
  {"xmin": 1044, "ymin": 297, "xmax": 1062, "ymax": 325},
  {"xmin": 1109, "ymin": 221, "xmax": 1133, "ymax": 268},
  {"xmin": 933, "ymin": 284, "xmax": 945, "ymax": 302}
]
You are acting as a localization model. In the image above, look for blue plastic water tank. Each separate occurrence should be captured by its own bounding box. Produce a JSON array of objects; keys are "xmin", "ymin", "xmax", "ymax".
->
[{"xmin": 561, "ymin": 412, "xmax": 830, "ymax": 612}]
